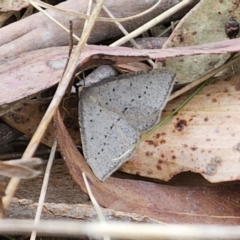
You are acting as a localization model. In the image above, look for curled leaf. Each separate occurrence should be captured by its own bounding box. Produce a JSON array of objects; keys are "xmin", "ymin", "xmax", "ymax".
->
[{"xmin": 0, "ymin": 158, "xmax": 41, "ymax": 179}]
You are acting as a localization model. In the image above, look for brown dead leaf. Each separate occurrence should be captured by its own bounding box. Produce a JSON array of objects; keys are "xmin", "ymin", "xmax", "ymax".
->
[
  {"xmin": 2, "ymin": 39, "xmax": 240, "ymax": 115},
  {"xmin": 55, "ymin": 110, "xmax": 240, "ymax": 224},
  {"xmin": 115, "ymin": 62, "xmax": 151, "ymax": 74},
  {"xmin": 121, "ymin": 74, "xmax": 240, "ymax": 183},
  {"xmin": 0, "ymin": 0, "xmax": 29, "ymax": 12},
  {"xmin": 0, "ymin": 157, "xmax": 41, "ymax": 179},
  {"xmin": 0, "ymin": 160, "xmax": 40, "ymax": 179},
  {"xmin": 0, "ymin": 45, "xmax": 152, "ymax": 116}
]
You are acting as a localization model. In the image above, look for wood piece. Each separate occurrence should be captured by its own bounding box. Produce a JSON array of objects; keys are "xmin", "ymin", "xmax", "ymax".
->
[{"xmin": 7, "ymin": 199, "xmax": 161, "ymax": 223}]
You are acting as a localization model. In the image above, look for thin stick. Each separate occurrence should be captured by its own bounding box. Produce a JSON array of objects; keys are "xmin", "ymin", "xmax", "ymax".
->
[
  {"xmin": 157, "ymin": 20, "xmax": 179, "ymax": 37},
  {"xmin": 82, "ymin": 0, "xmax": 93, "ymax": 36},
  {"xmin": 30, "ymin": 140, "xmax": 57, "ymax": 240},
  {"xmin": 29, "ymin": 0, "xmax": 80, "ymax": 41},
  {"xmin": 110, "ymin": 0, "xmax": 192, "ymax": 47},
  {"xmin": 66, "ymin": 20, "xmax": 75, "ymax": 96},
  {"xmin": 102, "ymin": 5, "xmax": 155, "ymax": 67},
  {"xmin": 1, "ymin": 220, "xmax": 240, "ymax": 239},
  {"xmin": 83, "ymin": 172, "xmax": 110, "ymax": 240},
  {"xmin": 32, "ymin": 0, "xmax": 162, "ymax": 23}
]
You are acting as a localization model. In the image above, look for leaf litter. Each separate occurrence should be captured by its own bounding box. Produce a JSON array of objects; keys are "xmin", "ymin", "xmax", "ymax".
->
[
  {"xmin": 156, "ymin": 0, "xmax": 240, "ymax": 84},
  {"xmin": 2, "ymin": 38, "xmax": 240, "ymax": 116},
  {"xmin": 1, "ymin": 0, "xmax": 238, "ymax": 235}
]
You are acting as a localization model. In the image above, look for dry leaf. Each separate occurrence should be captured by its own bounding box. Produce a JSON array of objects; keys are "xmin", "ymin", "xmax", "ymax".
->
[
  {"xmin": 0, "ymin": 47, "xmax": 68, "ymax": 116},
  {"xmin": 0, "ymin": 158, "xmax": 41, "ymax": 179},
  {"xmin": 2, "ymin": 40, "xmax": 240, "ymax": 115},
  {"xmin": 157, "ymin": 0, "xmax": 240, "ymax": 83},
  {"xmin": 0, "ymin": 0, "xmax": 195, "ymax": 59},
  {"xmin": 115, "ymin": 62, "xmax": 151, "ymax": 74},
  {"xmin": 55, "ymin": 110, "xmax": 240, "ymax": 224},
  {"xmin": 121, "ymin": 75, "xmax": 240, "ymax": 183}
]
